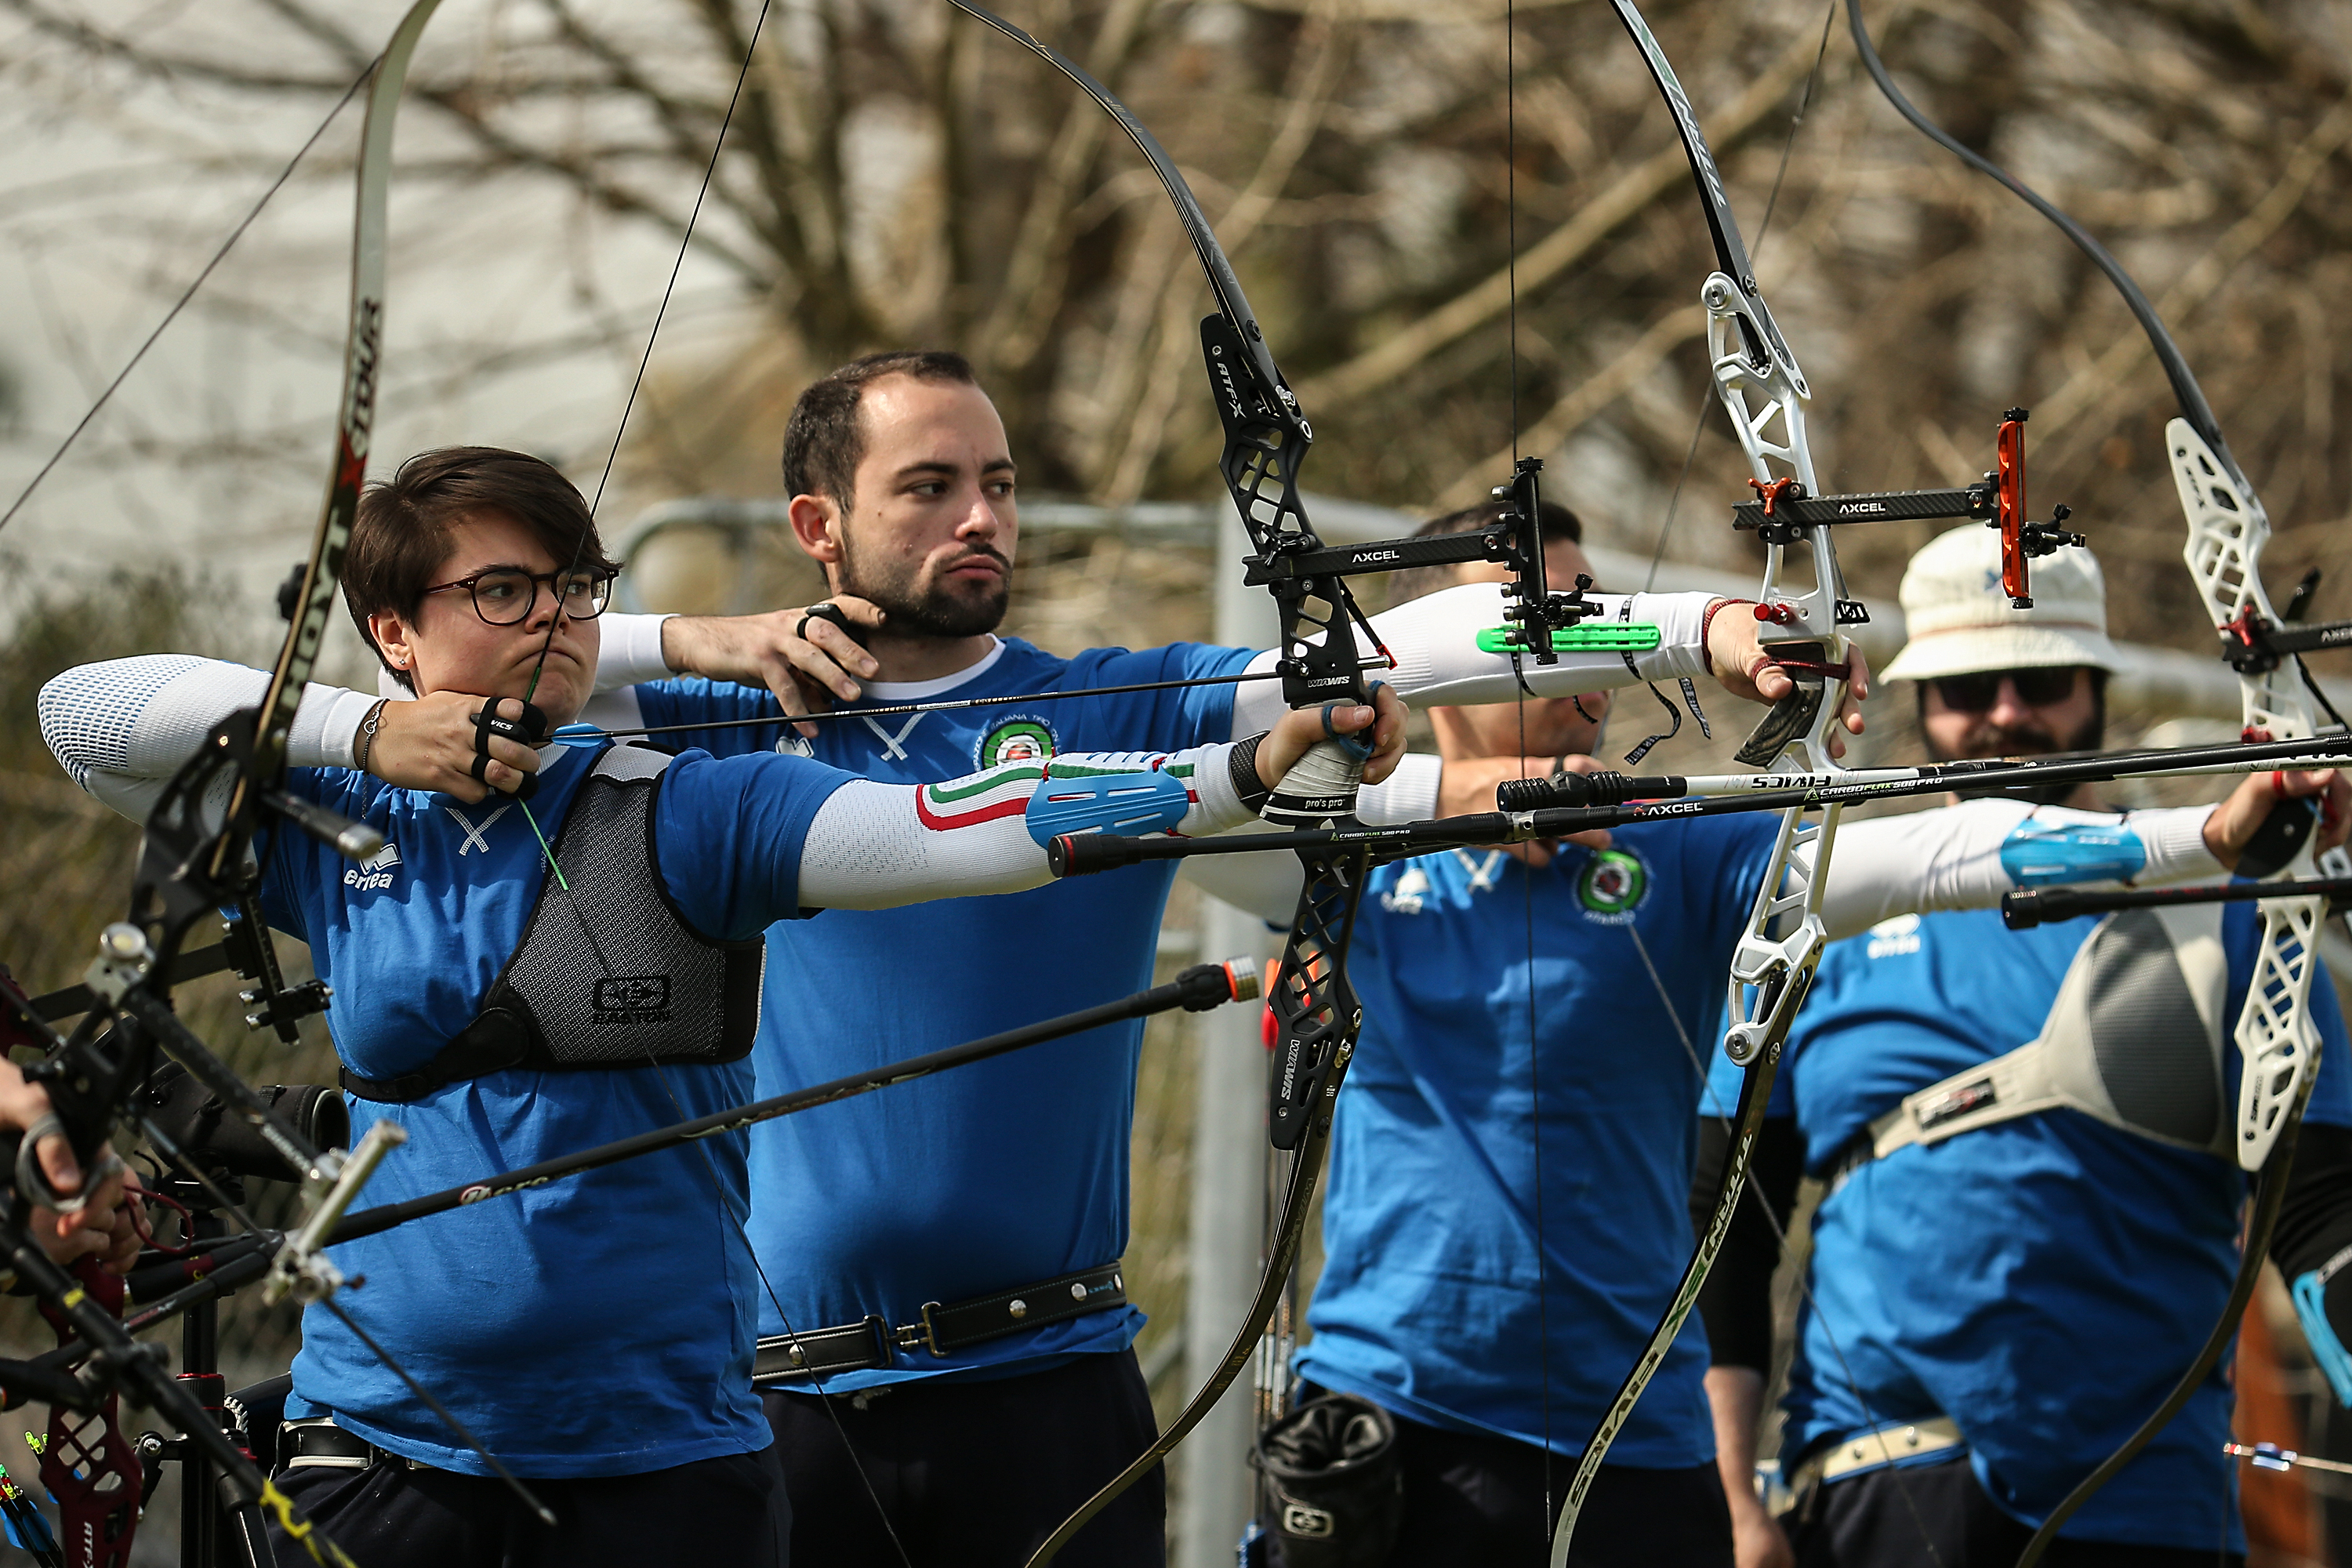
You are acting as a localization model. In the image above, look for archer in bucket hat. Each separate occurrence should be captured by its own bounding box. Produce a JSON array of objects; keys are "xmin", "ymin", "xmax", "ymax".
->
[
  {"xmin": 1699, "ymin": 521, "xmax": 2352, "ymax": 1568},
  {"xmin": 1882, "ymin": 522, "xmax": 2122, "ymax": 681},
  {"xmin": 1882, "ymin": 523, "xmax": 2122, "ymax": 779}
]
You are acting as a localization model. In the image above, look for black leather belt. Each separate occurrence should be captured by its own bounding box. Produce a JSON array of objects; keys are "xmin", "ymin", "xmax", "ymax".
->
[
  {"xmin": 279, "ymin": 1416, "xmax": 434, "ymax": 1472},
  {"xmin": 754, "ymin": 1262, "xmax": 1126, "ymax": 1386}
]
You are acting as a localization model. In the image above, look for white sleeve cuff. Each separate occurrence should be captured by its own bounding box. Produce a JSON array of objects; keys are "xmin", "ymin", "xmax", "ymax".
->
[
  {"xmin": 295, "ymin": 684, "xmax": 384, "ymax": 770},
  {"xmin": 2136, "ymin": 805, "xmax": 2225, "ymax": 884},
  {"xmin": 1625, "ymin": 591, "xmax": 1715, "ymax": 683},
  {"xmin": 1181, "ymin": 743, "xmax": 1252, "ymax": 836},
  {"xmin": 594, "ymin": 613, "xmax": 676, "ymax": 691},
  {"xmin": 1356, "ymin": 752, "xmax": 1442, "ymax": 826}
]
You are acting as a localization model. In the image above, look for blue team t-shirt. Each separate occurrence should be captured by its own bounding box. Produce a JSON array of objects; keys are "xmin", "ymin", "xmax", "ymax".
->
[
  {"xmin": 264, "ymin": 740, "xmax": 850, "ymax": 1475},
  {"xmin": 1295, "ymin": 814, "xmax": 1781, "ymax": 1465},
  {"xmin": 635, "ymin": 636, "xmax": 1251, "ymax": 1384},
  {"xmin": 1708, "ymin": 902, "xmax": 2352, "ymax": 1548}
]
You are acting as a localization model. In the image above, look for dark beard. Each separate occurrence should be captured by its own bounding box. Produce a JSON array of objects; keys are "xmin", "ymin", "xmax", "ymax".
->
[
  {"xmin": 1927, "ymin": 705, "xmax": 2106, "ymax": 805},
  {"xmin": 835, "ymin": 536, "xmax": 1011, "ymax": 639}
]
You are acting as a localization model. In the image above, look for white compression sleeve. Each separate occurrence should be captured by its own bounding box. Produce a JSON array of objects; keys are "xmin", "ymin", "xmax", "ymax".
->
[
  {"xmin": 42, "ymin": 655, "xmax": 378, "ymax": 822},
  {"xmin": 796, "ymin": 743, "xmax": 1254, "ymax": 909},
  {"xmin": 1231, "ymin": 583, "xmax": 1715, "ymax": 734},
  {"xmin": 590, "ymin": 613, "xmax": 677, "ymax": 691},
  {"xmin": 1178, "ymin": 796, "xmax": 2224, "ymax": 942},
  {"xmin": 1356, "ymin": 753, "xmax": 1442, "ymax": 826},
  {"xmin": 1810, "ymin": 798, "xmax": 2220, "ymax": 942}
]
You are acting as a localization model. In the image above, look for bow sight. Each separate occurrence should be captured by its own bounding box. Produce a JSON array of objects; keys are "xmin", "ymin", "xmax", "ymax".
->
[{"xmin": 1730, "ymin": 408, "xmax": 2087, "ymax": 611}]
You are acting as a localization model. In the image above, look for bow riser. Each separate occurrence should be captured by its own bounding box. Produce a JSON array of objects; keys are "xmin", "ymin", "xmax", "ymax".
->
[
  {"xmin": 1203, "ymin": 323, "xmax": 1370, "ymax": 724},
  {"xmin": 1265, "ymin": 850, "xmax": 1367, "ymax": 1149},
  {"xmin": 1699, "ymin": 277, "xmax": 1853, "ymax": 1064},
  {"xmin": 2172, "ymin": 419, "xmax": 2325, "ymax": 1171},
  {"xmin": 36, "ymin": 1262, "xmax": 139, "ymax": 1568}
]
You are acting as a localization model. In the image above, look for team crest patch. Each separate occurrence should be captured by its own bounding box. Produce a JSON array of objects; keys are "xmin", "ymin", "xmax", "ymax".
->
[
  {"xmin": 978, "ymin": 717, "xmax": 1056, "ymax": 768},
  {"xmin": 1577, "ymin": 850, "xmax": 1648, "ymax": 924}
]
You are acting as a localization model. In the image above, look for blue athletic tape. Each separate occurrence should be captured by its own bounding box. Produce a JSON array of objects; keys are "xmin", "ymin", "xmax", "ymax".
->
[
  {"xmin": 1025, "ymin": 769, "xmax": 1192, "ymax": 848},
  {"xmin": 2293, "ymin": 1269, "xmax": 2352, "ymax": 1408},
  {"xmin": 1997, "ymin": 821, "xmax": 2148, "ymax": 888},
  {"xmin": 1319, "ymin": 700, "xmax": 1375, "ymax": 762}
]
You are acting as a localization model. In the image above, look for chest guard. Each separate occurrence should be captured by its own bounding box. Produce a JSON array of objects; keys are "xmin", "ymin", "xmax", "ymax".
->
[
  {"xmin": 342, "ymin": 746, "xmax": 763, "ymax": 1102},
  {"xmin": 1860, "ymin": 905, "xmax": 2232, "ymax": 1164}
]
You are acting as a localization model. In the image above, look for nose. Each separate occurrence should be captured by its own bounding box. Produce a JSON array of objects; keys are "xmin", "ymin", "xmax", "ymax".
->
[
  {"xmin": 1984, "ymin": 675, "xmax": 2034, "ymax": 728},
  {"xmin": 524, "ymin": 577, "xmax": 578, "ymax": 637},
  {"xmin": 958, "ymin": 485, "xmax": 1011, "ymax": 545}
]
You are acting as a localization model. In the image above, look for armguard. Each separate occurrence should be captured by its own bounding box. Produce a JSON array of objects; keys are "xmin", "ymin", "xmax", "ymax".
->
[
  {"xmin": 1997, "ymin": 818, "xmax": 2149, "ymax": 888},
  {"xmin": 1025, "ymin": 769, "xmax": 1193, "ymax": 848},
  {"xmin": 2292, "ymin": 1246, "xmax": 2352, "ymax": 1408}
]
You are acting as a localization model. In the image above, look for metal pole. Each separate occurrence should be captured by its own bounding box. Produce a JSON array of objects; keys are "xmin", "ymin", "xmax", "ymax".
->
[{"xmin": 1174, "ymin": 510, "xmax": 1279, "ymax": 1568}]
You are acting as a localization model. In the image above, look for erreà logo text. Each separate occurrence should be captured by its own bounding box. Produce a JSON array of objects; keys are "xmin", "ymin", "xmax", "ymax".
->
[{"xmin": 344, "ymin": 840, "xmax": 400, "ymax": 891}]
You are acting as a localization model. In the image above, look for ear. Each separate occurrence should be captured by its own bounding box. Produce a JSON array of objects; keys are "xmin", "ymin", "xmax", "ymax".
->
[
  {"xmin": 788, "ymin": 492, "xmax": 843, "ymax": 564},
  {"xmin": 369, "ymin": 607, "xmax": 418, "ymax": 678}
]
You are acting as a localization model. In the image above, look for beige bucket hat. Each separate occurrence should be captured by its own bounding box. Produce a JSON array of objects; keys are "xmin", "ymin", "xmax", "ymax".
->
[{"xmin": 1879, "ymin": 524, "xmax": 2121, "ymax": 681}]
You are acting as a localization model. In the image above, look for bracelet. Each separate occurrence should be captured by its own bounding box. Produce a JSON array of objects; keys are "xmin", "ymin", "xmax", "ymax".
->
[
  {"xmin": 354, "ymin": 699, "xmax": 390, "ymax": 774},
  {"xmin": 1700, "ymin": 597, "xmax": 1754, "ymax": 670}
]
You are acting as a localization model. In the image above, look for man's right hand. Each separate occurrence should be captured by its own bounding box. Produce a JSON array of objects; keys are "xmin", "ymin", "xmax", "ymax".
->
[{"xmin": 660, "ymin": 599, "xmax": 887, "ymax": 737}]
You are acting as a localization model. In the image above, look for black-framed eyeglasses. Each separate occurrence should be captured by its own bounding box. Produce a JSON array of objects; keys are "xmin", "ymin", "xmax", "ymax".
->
[
  {"xmin": 1929, "ymin": 667, "xmax": 2082, "ymax": 713},
  {"xmin": 421, "ymin": 567, "xmax": 616, "ymax": 626}
]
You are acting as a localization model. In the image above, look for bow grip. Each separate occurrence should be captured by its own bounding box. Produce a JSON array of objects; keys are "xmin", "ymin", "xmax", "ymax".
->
[
  {"xmin": 2238, "ymin": 796, "xmax": 2319, "ymax": 881},
  {"xmin": 1733, "ymin": 640, "xmax": 1831, "ymax": 768},
  {"xmin": 10, "ymin": 1063, "xmax": 120, "ymax": 1216},
  {"xmin": 1264, "ymin": 705, "xmax": 1374, "ymax": 828}
]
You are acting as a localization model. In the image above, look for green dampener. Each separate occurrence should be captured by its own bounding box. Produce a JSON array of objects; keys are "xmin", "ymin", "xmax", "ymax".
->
[{"xmin": 1474, "ymin": 624, "xmax": 1663, "ymax": 655}]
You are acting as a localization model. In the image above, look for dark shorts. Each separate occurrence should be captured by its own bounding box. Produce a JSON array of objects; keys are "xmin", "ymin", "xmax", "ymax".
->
[
  {"xmin": 1788, "ymin": 1453, "xmax": 2244, "ymax": 1568},
  {"xmin": 265, "ymin": 1446, "xmax": 790, "ymax": 1568},
  {"xmin": 1280, "ymin": 1384, "xmax": 1733, "ymax": 1568},
  {"xmin": 762, "ymin": 1348, "xmax": 1164, "ymax": 1568}
]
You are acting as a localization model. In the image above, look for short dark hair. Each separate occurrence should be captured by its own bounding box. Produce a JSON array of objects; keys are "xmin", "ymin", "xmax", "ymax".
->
[
  {"xmin": 1389, "ymin": 496, "xmax": 1585, "ymax": 604},
  {"xmin": 347, "ymin": 446, "xmax": 618, "ymax": 691},
  {"xmin": 780, "ymin": 350, "xmax": 979, "ymax": 508}
]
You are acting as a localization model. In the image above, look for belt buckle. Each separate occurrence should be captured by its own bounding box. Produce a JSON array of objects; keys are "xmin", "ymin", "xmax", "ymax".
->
[{"xmin": 910, "ymin": 1301, "xmax": 948, "ymax": 1358}]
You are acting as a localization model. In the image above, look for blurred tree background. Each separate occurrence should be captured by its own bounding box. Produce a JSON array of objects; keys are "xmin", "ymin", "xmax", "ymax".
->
[{"xmin": 6, "ymin": 0, "xmax": 2352, "ymax": 1558}]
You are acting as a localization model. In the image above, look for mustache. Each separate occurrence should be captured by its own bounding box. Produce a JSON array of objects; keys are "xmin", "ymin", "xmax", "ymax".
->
[
  {"xmin": 941, "ymin": 545, "xmax": 1011, "ymax": 575},
  {"xmin": 1964, "ymin": 720, "xmax": 2061, "ymax": 755}
]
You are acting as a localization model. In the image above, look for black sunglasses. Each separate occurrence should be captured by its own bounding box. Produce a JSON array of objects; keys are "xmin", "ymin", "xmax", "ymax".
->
[{"xmin": 1929, "ymin": 667, "xmax": 2082, "ymax": 713}]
